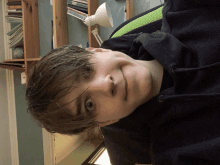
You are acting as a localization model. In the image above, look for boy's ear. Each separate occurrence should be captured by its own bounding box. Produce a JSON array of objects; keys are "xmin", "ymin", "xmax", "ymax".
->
[
  {"xmin": 86, "ymin": 47, "xmax": 112, "ymax": 52},
  {"xmin": 86, "ymin": 47, "xmax": 95, "ymax": 51},
  {"xmin": 98, "ymin": 119, "xmax": 120, "ymax": 127}
]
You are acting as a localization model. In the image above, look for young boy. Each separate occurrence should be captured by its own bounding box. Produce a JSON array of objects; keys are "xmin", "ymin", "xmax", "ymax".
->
[{"xmin": 26, "ymin": 0, "xmax": 220, "ymax": 164}]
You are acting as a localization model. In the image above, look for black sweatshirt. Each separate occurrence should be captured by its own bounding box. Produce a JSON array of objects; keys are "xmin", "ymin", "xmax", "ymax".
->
[{"xmin": 100, "ymin": 0, "xmax": 220, "ymax": 164}]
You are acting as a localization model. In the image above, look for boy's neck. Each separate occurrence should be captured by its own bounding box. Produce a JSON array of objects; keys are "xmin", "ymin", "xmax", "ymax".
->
[{"xmin": 136, "ymin": 59, "xmax": 164, "ymax": 100}]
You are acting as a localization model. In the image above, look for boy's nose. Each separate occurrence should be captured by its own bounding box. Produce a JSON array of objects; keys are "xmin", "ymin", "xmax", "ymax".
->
[{"xmin": 95, "ymin": 75, "xmax": 115, "ymax": 97}]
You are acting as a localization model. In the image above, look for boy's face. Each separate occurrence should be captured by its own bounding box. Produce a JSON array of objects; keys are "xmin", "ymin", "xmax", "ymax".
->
[{"xmin": 64, "ymin": 48, "xmax": 153, "ymax": 127}]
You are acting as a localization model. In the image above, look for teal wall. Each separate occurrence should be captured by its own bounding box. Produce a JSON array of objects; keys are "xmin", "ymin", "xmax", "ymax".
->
[
  {"xmin": 38, "ymin": 0, "xmax": 53, "ymax": 57},
  {"xmin": 14, "ymin": 70, "xmax": 44, "ymax": 165},
  {"xmin": 67, "ymin": 12, "xmax": 89, "ymax": 48}
]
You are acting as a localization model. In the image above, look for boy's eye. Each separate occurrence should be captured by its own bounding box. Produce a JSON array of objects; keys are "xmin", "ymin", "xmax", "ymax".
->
[{"xmin": 85, "ymin": 97, "xmax": 94, "ymax": 112}]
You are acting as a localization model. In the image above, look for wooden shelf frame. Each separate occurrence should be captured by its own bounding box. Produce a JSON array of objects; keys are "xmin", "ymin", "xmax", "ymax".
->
[
  {"xmin": 22, "ymin": 0, "xmax": 40, "ymax": 82},
  {"xmin": 0, "ymin": 64, "xmax": 25, "ymax": 72},
  {"xmin": 88, "ymin": 0, "xmax": 99, "ymax": 48},
  {"xmin": 4, "ymin": 59, "xmax": 25, "ymax": 62},
  {"xmin": 126, "ymin": 0, "xmax": 134, "ymax": 20},
  {"xmin": 0, "ymin": 0, "xmax": 40, "ymax": 74}
]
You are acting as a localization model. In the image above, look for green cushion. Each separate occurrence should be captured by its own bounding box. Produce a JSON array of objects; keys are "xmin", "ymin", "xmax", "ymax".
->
[{"xmin": 111, "ymin": 6, "xmax": 163, "ymax": 38}]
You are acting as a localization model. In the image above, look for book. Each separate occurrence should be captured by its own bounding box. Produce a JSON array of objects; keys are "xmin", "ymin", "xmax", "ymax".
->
[
  {"xmin": 8, "ymin": 10, "xmax": 22, "ymax": 14},
  {"xmin": 68, "ymin": 4, "xmax": 88, "ymax": 14},
  {"xmin": 10, "ymin": 33, "xmax": 23, "ymax": 48},
  {"xmin": 67, "ymin": 8, "xmax": 87, "ymax": 21},
  {"xmin": 73, "ymin": 0, "xmax": 88, "ymax": 5},
  {"xmin": 72, "ymin": 1, "xmax": 88, "ymax": 9},
  {"xmin": 7, "ymin": 9, "xmax": 22, "ymax": 12},
  {"xmin": 7, "ymin": 14, "xmax": 22, "ymax": 18},
  {"xmin": 7, "ymin": 23, "xmax": 22, "ymax": 36},
  {"xmin": 8, "ymin": 24, "xmax": 22, "ymax": 39},
  {"xmin": 6, "ymin": 23, "xmax": 23, "ymax": 48},
  {"xmin": 7, "ymin": 1, "xmax": 22, "ymax": 6},
  {"xmin": 68, "ymin": 7, "xmax": 87, "ymax": 16},
  {"xmin": 8, "ymin": 12, "xmax": 22, "ymax": 17},
  {"xmin": 6, "ymin": 11, "xmax": 22, "ymax": 22},
  {"xmin": 9, "ymin": 27, "xmax": 22, "ymax": 42},
  {"xmin": 5, "ymin": 16, "xmax": 22, "ymax": 23},
  {"xmin": 8, "ymin": 5, "xmax": 22, "ymax": 10},
  {"xmin": 8, "ymin": 0, "xmax": 21, "ymax": 2}
]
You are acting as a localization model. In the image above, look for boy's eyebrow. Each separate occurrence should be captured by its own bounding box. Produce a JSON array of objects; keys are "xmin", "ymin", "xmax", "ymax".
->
[
  {"xmin": 75, "ymin": 86, "xmax": 90, "ymax": 116},
  {"xmin": 76, "ymin": 95, "xmax": 82, "ymax": 116}
]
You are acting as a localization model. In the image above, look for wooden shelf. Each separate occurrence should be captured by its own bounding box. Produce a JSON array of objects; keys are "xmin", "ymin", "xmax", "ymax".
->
[
  {"xmin": 26, "ymin": 58, "xmax": 41, "ymax": 61},
  {"xmin": 53, "ymin": 0, "xmax": 68, "ymax": 48},
  {"xmin": 4, "ymin": 59, "xmax": 25, "ymax": 63},
  {"xmin": 3, "ymin": 58, "xmax": 41, "ymax": 63},
  {"xmin": 88, "ymin": 0, "xmax": 99, "ymax": 48},
  {"xmin": 0, "ymin": 0, "xmax": 40, "ymax": 82},
  {"xmin": 0, "ymin": 64, "xmax": 25, "ymax": 72},
  {"xmin": 126, "ymin": 0, "xmax": 134, "ymax": 20}
]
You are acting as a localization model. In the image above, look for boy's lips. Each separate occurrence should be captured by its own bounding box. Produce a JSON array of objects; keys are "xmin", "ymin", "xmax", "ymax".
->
[{"xmin": 121, "ymin": 68, "xmax": 128, "ymax": 100}]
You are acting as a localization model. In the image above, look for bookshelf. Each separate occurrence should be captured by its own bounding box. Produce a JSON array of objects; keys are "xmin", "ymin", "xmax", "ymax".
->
[
  {"xmin": 1, "ymin": 0, "xmax": 134, "ymax": 84},
  {"xmin": 2, "ymin": 0, "xmax": 40, "ymax": 83}
]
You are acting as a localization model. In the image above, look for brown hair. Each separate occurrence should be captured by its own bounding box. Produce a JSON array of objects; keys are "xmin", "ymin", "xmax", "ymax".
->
[{"xmin": 25, "ymin": 45, "xmax": 100, "ymax": 135}]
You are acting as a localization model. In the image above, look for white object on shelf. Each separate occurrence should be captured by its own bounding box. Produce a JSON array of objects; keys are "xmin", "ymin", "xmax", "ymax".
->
[
  {"xmin": 84, "ymin": 2, "xmax": 113, "ymax": 28},
  {"xmin": 21, "ymin": 72, "xmax": 26, "ymax": 84}
]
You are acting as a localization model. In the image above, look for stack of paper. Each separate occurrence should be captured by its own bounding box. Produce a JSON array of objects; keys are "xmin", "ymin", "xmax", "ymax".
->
[
  {"xmin": 5, "ymin": 15, "xmax": 22, "ymax": 23},
  {"xmin": 7, "ymin": 23, "xmax": 23, "ymax": 48},
  {"xmin": 6, "ymin": 0, "xmax": 22, "ymax": 23}
]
